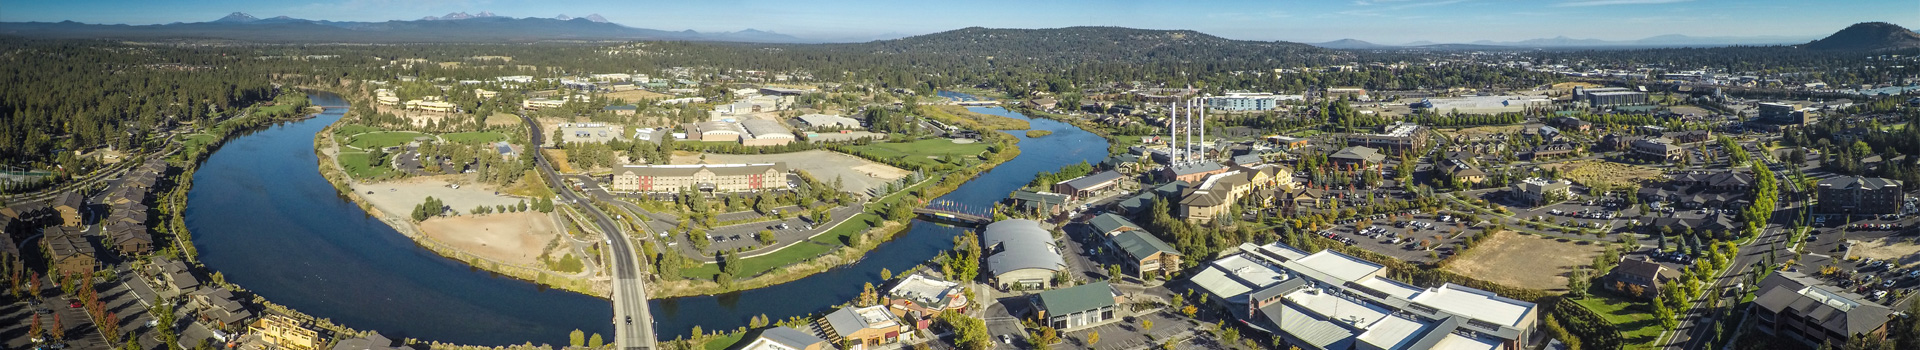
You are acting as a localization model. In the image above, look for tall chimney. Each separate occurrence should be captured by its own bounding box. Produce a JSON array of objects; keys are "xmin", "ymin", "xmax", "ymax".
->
[
  {"xmin": 1168, "ymin": 102, "xmax": 1177, "ymax": 165},
  {"xmin": 1199, "ymin": 96, "xmax": 1206, "ymax": 162}
]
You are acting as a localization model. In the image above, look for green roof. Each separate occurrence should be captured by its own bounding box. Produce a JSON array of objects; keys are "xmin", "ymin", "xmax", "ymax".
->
[
  {"xmin": 1038, "ymin": 281, "xmax": 1116, "ymax": 315},
  {"xmin": 1089, "ymin": 213, "xmax": 1143, "ymax": 235},
  {"xmin": 1111, "ymin": 230, "xmax": 1180, "ymax": 261}
]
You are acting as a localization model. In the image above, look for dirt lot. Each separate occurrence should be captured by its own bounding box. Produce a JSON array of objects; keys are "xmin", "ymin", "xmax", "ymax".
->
[
  {"xmin": 1445, "ymin": 231, "xmax": 1606, "ymax": 291},
  {"xmin": 1443, "ymin": 125, "xmax": 1527, "ymax": 139},
  {"xmin": 1543, "ymin": 160, "xmax": 1664, "ymax": 191},
  {"xmin": 670, "ymin": 149, "xmax": 908, "ymax": 196},
  {"xmin": 351, "ymin": 175, "xmax": 533, "ymax": 217},
  {"xmin": 601, "ymin": 89, "xmax": 671, "ymax": 102},
  {"xmin": 419, "ymin": 211, "xmax": 562, "ymax": 266},
  {"xmin": 1846, "ymin": 237, "xmax": 1920, "ymax": 263}
]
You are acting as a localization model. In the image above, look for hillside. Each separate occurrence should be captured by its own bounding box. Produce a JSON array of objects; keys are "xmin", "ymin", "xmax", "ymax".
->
[
  {"xmin": 837, "ymin": 26, "xmax": 1337, "ymax": 64},
  {"xmin": 1312, "ymin": 39, "xmax": 1392, "ymax": 49},
  {"xmin": 1803, "ymin": 22, "xmax": 1920, "ymax": 51},
  {"xmin": 0, "ymin": 13, "xmax": 809, "ymax": 43}
]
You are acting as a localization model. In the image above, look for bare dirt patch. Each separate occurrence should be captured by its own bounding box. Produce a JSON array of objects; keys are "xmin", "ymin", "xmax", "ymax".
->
[
  {"xmin": 670, "ymin": 150, "xmax": 907, "ymax": 196},
  {"xmin": 419, "ymin": 211, "xmax": 560, "ymax": 266},
  {"xmin": 1445, "ymin": 231, "xmax": 1605, "ymax": 291},
  {"xmin": 1846, "ymin": 237, "xmax": 1920, "ymax": 265},
  {"xmin": 1542, "ymin": 160, "xmax": 1664, "ymax": 191},
  {"xmin": 1443, "ymin": 125, "xmax": 1526, "ymax": 139},
  {"xmin": 351, "ymin": 175, "xmax": 531, "ymax": 217},
  {"xmin": 602, "ymin": 89, "xmax": 670, "ymax": 102}
]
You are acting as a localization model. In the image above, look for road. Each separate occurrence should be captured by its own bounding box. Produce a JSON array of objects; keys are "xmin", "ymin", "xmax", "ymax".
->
[
  {"xmin": 1663, "ymin": 143, "xmax": 1804, "ymax": 350},
  {"xmin": 521, "ymin": 114, "xmax": 658, "ymax": 350}
]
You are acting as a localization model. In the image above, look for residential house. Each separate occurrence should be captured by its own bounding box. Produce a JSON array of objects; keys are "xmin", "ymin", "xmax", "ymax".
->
[
  {"xmin": 43, "ymin": 227, "xmax": 98, "ymax": 276},
  {"xmin": 1607, "ymin": 256, "xmax": 1677, "ymax": 299},
  {"xmin": 1033, "ymin": 281, "xmax": 1121, "ymax": 331},
  {"xmin": 190, "ymin": 287, "xmax": 254, "ymax": 330},
  {"xmin": 982, "ymin": 219, "xmax": 1067, "ymax": 289},
  {"xmin": 251, "ymin": 314, "xmax": 322, "ymax": 350},
  {"xmin": 151, "ymin": 257, "xmax": 201, "ymax": 293},
  {"xmin": 1751, "ymin": 271, "xmax": 1897, "ymax": 348},
  {"xmin": 53, "ymin": 192, "xmax": 83, "ymax": 227},
  {"xmin": 105, "ymin": 222, "xmax": 152, "ymax": 256}
]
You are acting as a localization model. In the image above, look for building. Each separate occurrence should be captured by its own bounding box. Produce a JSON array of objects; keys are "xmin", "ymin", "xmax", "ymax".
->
[
  {"xmin": 1052, "ymin": 170, "xmax": 1124, "ymax": 201},
  {"xmin": 150, "ymin": 257, "xmax": 201, "ymax": 293},
  {"xmin": 1606, "ymin": 256, "xmax": 1676, "ymax": 299},
  {"xmin": 742, "ymin": 326, "xmax": 830, "ymax": 350},
  {"xmin": 1114, "ymin": 181, "xmax": 1188, "ymax": 216},
  {"xmin": 1005, "ymin": 191, "xmax": 1070, "ymax": 216},
  {"xmin": 1179, "ymin": 165, "xmax": 1292, "ymax": 223},
  {"xmin": 1816, "ymin": 176, "xmax": 1905, "ymax": 215},
  {"xmin": 1159, "ymin": 161, "xmax": 1229, "ymax": 183},
  {"xmin": 1324, "ymin": 87, "xmax": 1370, "ymax": 100},
  {"xmin": 610, "ymin": 163, "xmax": 788, "ymax": 193},
  {"xmin": 1586, "ymin": 91, "xmax": 1649, "ymax": 107},
  {"xmin": 1109, "ymin": 230, "xmax": 1181, "ymax": 278},
  {"xmin": 1439, "ymin": 159, "xmax": 1487, "ymax": 185},
  {"xmin": 740, "ymin": 119, "xmax": 796, "ymax": 146},
  {"xmin": 794, "ymin": 114, "xmax": 862, "ymax": 130},
  {"xmin": 821, "ymin": 305, "xmax": 911, "ymax": 349},
  {"xmin": 251, "ymin": 314, "xmax": 322, "ymax": 350},
  {"xmin": 1548, "ymin": 116, "xmax": 1593, "ymax": 132},
  {"xmin": 1195, "ymin": 242, "xmax": 1539, "ymax": 350},
  {"xmin": 983, "ymin": 219, "xmax": 1067, "ymax": 289},
  {"xmin": 1758, "ymin": 102, "xmax": 1813, "ymax": 126},
  {"xmin": 1751, "ymin": 270, "xmax": 1897, "ymax": 348},
  {"xmin": 1348, "ymin": 122, "xmax": 1428, "ymax": 152},
  {"xmin": 53, "ymin": 191, "xmax": 83, "ymax": 227},
  {"xmin": 1637, "ymin": 171, "xmax": 1754, "ymax": 209},
  {"xmin": 1630, "ymin": 138, "xmax": 1685, "ymax": 161},
  {"xmin": 1033, "ymin": 281, "xmax": 1121, "ymax": 331},
  {"xmin": 759, "ymin": 87, "xmax": 808, "ymax": 96},
  {"xmin": 522, "ymin": 97, "xmax": 567, "ymax": 110},
  {"xmin": 106, "ymin": 222, "xmax": 152, "ymax": 255},
  {"xmin": 686, "ymin": 121, "xmax": 744, "ymax": 142},
  {"xmin": 1329, "ymin": 146, "xmax": 1386, "ymax": 169},
  {"xmin": 42, "ymin": 228, "xmax": 98, "ymax": 276},
  {"xmin": 373, "ymin": 89, "xmax": 399, "ymax": 106},
  {"xmin": 332, "ymin": 332, "xmax": 406, "ymax": 350},
  {"xmin": 1508, "ymin": 178, "xmax": 1573, "ymax": 206},
  {"xmin": 1088, "ymin": 213, "xmax": 1145, "ymax": 237},
  {"xmin": 1663, "ymin": 130, "xmax": 1712, "ymax": 144},
  {"xmin": 189, "ymin": 287, "xmax": 255, "ymax": 330},
  {"xmin": 556, "ymin": 123, "xmax": 623, "ymax": 144},
  {"xmin": 1206, "ymin": 92, "xmax": 1285, "ymax": 111},
  {"xmin": 887, "ymin": 274, "xmax": 968, "ymax": 319}
]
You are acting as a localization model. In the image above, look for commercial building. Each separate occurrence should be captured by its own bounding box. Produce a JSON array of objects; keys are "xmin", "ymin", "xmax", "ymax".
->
[
  {"xmin": 1206, "ymin": 92, "xmax": 1288, "ymax": 111},
  {"xmin": 686, "ymin": 120, "xmax": 744, "ymax": 142},
  {"xmin": 742, "ymin": 327, "xmax": 830, "ymax": 350},
  {"xmin": 1637, "ymin": 171, "xmax": 1754, "ymax": 209},
  {"xmin": 1193, "ymin": 242, "xmax": 1540, "ymax": 350},
  {"xmin": 1606, "ymin": 256, "xmax": 1676, "ymax": 299},
  {"xmin": 1005, "ymin": 190, "xmax": 1070, "ymax": 216},
  {"xmin": 1751, "ymin": 271, "xmax": 1897, "ymax": 348},
  {"xmin": 1159, "ymin": 161, "xmax": 1229, "ymax": 183},
  {"xmin": 331, "ymin": 332, "xmax": 406, "ymax": 350},
  {"xmin": 794, "ymin": 114, "xmax": 862, "ymax": 130},
  {"xmin": 1414, "ymin": 96, "xmax": 1550, "ymax": 115},
  {"xmin": 740, "ymin": 119, "xmax": 796, "ymax": 146},
  {"xmin": 1180, "ymin": 164, "xmax": 1292, "ymax": 223},
  {"xmin": 887, "ymin": 274, "xmax": 968, "ymax": 318},
  {"xmin": 1033, "ymin": 281, "xmax": 1121, "ymax": 331},
  {"xmin": 609, "ymin": 163, "xmax": 789, "ymax": 193},
  {"xmin": 1329, "ymin": 146, "xmax": 1387, "ymax": 169},
  {"xmin": 821, "ymin": 305, "xmax": 911, "ymax": 349},
  {"xmin": 1815, "ymin": 176, "xmax": 1905, "ymax": 215},
  {"xmin": 556, "ymin": 123, "xmax": 623, "ymax": 144},
  {"xmin": 1052, "ymin": 170, "xmax": 1125, "ymax": 201},
  {"xmin": 1109, "ymin": 229, "xmax": 1181, "ymax": 278},
  {"xmin": 1507, "ymin": 178, "xmax": 1573, "ymax": 206},
  {"xmin": 1758, "ymin": 102, "xmax": 1814, "ymax": 126},
  {"xmin": 983, "ymin": 219, "xmax": 1067, "ymax": 289},
  {"xmin": 1630, "ymin": 138, "xmax": 1685, "ymax": 161},
  {"xmin": 1586, "ymin": 91, "xmax": 1649, "ymax": 107},
  {"xmin": 1348, "ymin": 122, "xmax": 1428, "ymax": 152}
]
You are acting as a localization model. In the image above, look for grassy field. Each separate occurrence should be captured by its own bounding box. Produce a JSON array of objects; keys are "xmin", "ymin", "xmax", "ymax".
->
[
  {"xmin": 336, "ymin": 152, "xmax": 397, "ymax": 179},
  {"xmin": 181, "ymin": 134, "xmax": 218, "ymax": 150},
  {"xmin": 702, "ymin": 332, "xmax": 746, "ymax": 350},
  {"xmin": 254, "ymin": 103, "xmax": 299, "ymax": 116},
  {"xmin": 1571, "ymin": 291, "xmax": 1665, "ymax": 350},
  {"xmin": 924, "ymin": 105, "xmax": 1030, "ymax": 131},
  {"xmin": 346, "ymin": 131, "xmax": 428, "ymax": 150},
  {"xmin": 1444, "ymin": 231, "xmax": 1604, "ymax": 291},
  {"xmin": 442, "ymin": 131, "xmax": 507, "ymax": 144},
  {"xmin": 1546, "ymin": 160, "xmax": 1663, "ymax": 192},
  {"xmin": 333, "ymin": 124, "xmax": 383, "ymax": 136},
  {"xmin": 848, "ymin": 139, "xmax": 991, "ymax": 169}
]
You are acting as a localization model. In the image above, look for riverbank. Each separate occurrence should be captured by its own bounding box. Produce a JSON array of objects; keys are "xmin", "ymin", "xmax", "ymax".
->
[{"xmin": 307, "ymin": 90, "xmax": 609, "ymax": 298}]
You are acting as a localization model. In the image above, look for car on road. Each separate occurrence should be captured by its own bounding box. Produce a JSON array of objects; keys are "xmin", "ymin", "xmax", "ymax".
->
[{"xmin": 68, "ymin": 300, "xmax": 82, "ymax": 308}]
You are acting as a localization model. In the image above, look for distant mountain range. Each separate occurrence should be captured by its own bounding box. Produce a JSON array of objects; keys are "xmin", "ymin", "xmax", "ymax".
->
[
  {"xmin": 837, "ymin": 26, "xmax": 1338, "ymax": 64},
  {"xmin": 1313, "ymin": 33, "xmax": 1817, "ymax": 50},
  {"xmin": 0, "ymin": 11, "xmax": 811, "ymax": 43},
  {"xmin": 1802, "ymin": 22, "xmax": 1920, "ymax": 51}
]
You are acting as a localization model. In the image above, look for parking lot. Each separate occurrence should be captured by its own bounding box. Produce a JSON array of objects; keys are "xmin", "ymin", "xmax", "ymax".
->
[
  {"xmin": 1322, "ymin": 211, "xmax": 1478, "ymax": 264},
  {"xmin": 1793, "ymin": 215, "xmax": 1920, "ymax": 307}
]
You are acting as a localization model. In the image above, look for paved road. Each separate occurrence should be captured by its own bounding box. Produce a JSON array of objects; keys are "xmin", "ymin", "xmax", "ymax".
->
[
  {"xmin": 522, "ymin": 114, "xmax": 657, "ymax": 350},
  {"xmin": 1664, "ymin": 144, "xmax": 1803, "ymax": 350}
]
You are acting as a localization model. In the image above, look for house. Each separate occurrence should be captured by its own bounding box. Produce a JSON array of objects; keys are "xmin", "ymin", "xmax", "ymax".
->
[
  {"xmin": 1328, "ymin": 146, "xmax": 1386, "ymax": 169},
  {"xmin": 609, "ymin": 163, "xmax": 789, "ymax": 193},
  {"xmin": 1033, "ymin": 281, "xmax": 1121, "ymax": 331},
  {"xmin": 820, "ymin": 305, "xmax": 910, "ymax": 349},
  {"xmin": 1006, "ymin": 191, "xmax": 1070, "ymax": 216},
  {"xmin": 982, "ymin": 219, "xmax": 1067, "ymax": 289},
  {"xmin": 887, "ymin": 274, "xmax": 968, "ymax": 321},
  {"xmin": 53, "ymin": 191, "xmax": 83, "ymax": 227},
  {"xmin": 106, "ymin": 222, "xmax": 152, "ymax": 256},
  {"xmin": 331, "ymin": 332, "xmax": 406, "ymax": 350},
  {"xmin": 1026, "ymin": 98, "xmax": 1058, "ymax": 110},
  {"xmin": 189, "ymin": 287, "xmax": 254, "ymax": 330},
  {"xmin": 742, "ymin": 326, "xmax": 830, "ymax": 350},
  {"xmin": 1816, "ymin": 176, "xmax": 1904, "ymax": 215},
  {"xmin": 1508, "ymin": 178, "xmax": 1573, "ymax": 206},
  {"xmin": 1607, "ymin": 256, "xmax": 1677, "ymax": 299},
  {"xmin": 108, "ymin": 201, "xmax": 148, "ymax": 225},
  {"xmin": 1751, "ymin": 271, "xmax": 1897, "ymax": 348},
  {"xmin": 151, "ymin": 257, "xmax": 201, "ymax": 293},
  {"xmin": 251, "ymin": 314, "xmax": 322, "ymax": 350},
  {"xmin": 43, "ymin": 228, "xmax": 98, "ymax": 276},
  {"xmin": 1109, "ymin": 230, "xmax": 1181, "ymax": 278},
  {"xmin": 1052, "ymin": 170, "xmax": 1124, "ymax": 201}
]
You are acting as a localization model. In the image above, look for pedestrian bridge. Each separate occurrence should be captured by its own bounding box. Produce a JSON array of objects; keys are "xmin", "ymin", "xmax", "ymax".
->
[{"xmin": 913, "ymin": 199, "xmax": 991, "ymax": 226}]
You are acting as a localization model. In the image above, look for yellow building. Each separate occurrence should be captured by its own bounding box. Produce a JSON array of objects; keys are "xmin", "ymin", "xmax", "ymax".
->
[{"xmin": 251, "ymin": 314, "xmax": 321, "ymax": 350}]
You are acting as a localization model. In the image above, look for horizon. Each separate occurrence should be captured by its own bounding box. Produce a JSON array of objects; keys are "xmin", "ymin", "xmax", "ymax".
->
[{"xmin": 1, "ymin": 0, "xmax": 1913, "ymax": 44}]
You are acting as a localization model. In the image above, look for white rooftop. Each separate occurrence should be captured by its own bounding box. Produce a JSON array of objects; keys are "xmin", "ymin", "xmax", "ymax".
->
[
  {"xmin": 1357, "ymin": 276, "xmax": 1424, "ymax": 299},
  {"xmin": 1287, "ymin": 288, "xmax": 1389, "ymax": 329},
  {"xmin": 1355, "ymin": 315, "xmax": 1427, "ymax": 350},
  {"xmin": 1431, "ymin": 334, "xmax": 1502, "ymax": 350},
  {"xmin": 1409, "ymin": 284, "xmax": 1536, "ymax": 327},
  {"xmin": 1293, "ymin": 251, "xmax": 1386, "ymax": 284},
  {"xmin": 1191, "ymin": 255, "xmax": 1288, "ymax": 304}
]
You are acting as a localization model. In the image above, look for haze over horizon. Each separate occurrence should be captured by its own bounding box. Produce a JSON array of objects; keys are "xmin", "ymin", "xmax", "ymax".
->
[{"xmin": 1, "ymin": 0, "xmax": 1914, "ymax": 44}]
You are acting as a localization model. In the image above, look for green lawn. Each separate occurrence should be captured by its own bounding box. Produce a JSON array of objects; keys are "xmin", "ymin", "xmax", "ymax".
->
[
  {"xmin": 1110, "ymin": 135, "xmax": 1145, "ymax": 148},
  {"xmin": 1570, "ymin": 291, "xmax": 1665, "ymax": 350},
  {"xmin": 442, "ymin": 131, "xmax": 507, "ymax": 144},
  {"xmin": 254, "ymin": 103, "xmax": 298, "ymax": 116},
  {"xmin": 346, "ymin": 131, "xmax": 428, "ymax": 150},
  {"xmin": 702, "ymin": 332, "xmax": 747, "ymax": 350},
  {"xmin": 847, "ymin": 139, "xmax": 990, "ymax": 169},
  {"xmin": 180, "ymin": 134, "xmax": 218, "ymax": 150},
  {"xmin": 333, "ymin": 124, "xmax": 382, "ymax": 137},
  {"xmin": 336, "ymin": 152, "xmax": 398, "ymax": 179}
]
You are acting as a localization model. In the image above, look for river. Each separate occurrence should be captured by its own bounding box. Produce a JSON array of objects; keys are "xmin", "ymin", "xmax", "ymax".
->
[{"xmin": 188, "ymin": 92, "xmax": 1105, "ymax": 345}]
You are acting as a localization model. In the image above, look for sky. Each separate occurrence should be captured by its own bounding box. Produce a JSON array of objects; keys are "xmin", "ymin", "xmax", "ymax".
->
[{"xmin": 2, "ymin": 0, "xmax": 1914, "ymax": 44}]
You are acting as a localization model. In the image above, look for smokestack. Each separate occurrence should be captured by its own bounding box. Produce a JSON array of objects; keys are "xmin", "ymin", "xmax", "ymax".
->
[
  {"xmin": 1199, "ymin": 96, "xmax": 1206, "ymax": 162},
  {"xmin": 1168, "ymin": 102, "xmax": 1177, "ymax": 165},
  {"xmin": 1184, "ymin": 98, "xmax": 1193, "ymax": 164}
]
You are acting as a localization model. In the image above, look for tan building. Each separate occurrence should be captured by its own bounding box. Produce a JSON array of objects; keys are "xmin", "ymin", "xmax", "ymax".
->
[
  {"xmin": 609, "ymin": 163, "xmax": 788, "ymax": 193},
  {"xmin": 53, "ymin": 192, "xmax": 83, "ymax": 227},
  {"xmin": 1180, "ymin": 165, "xmax": 1294, "ymax": 223},
  {"xmin": 251, "ymin": 314, "xmax": 322, "ymax": 350},
  {"xmin": 686, "ymin": 121, "xmax": 744, "ymax": 142},
  {"xmin": 820, "ymin": 306, "xmax": 911, "ymax": 349},
  {"xmin": 43, "ymin": 227, "xmax": 98, "ymax": 276}
]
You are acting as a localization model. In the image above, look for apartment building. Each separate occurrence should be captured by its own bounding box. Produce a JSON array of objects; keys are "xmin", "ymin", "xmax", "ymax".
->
[{"xmin": 609, "ymin": 163, "xmax": 789, "ymax": 193}]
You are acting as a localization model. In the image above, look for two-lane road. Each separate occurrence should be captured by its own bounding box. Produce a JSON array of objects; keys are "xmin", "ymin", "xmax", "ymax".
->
[{"xmin": 521, "ymin": 115, "xmax": 657, "ymax": 350}]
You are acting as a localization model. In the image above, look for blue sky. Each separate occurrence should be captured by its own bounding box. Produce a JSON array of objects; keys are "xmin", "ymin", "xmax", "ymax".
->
[{"xmin": 2, "ymin": 0, "xmax": 1913, "ymax": 43}]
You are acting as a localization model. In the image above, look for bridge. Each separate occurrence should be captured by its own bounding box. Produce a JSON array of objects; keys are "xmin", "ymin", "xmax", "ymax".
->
[
  {"xmin": 315, "ymin": 105, "xmax": 350, "ymax": 109},
  {"xmin": 953, "ymin": 100, "xmax": 1001, "ymax": 106},
  {"xmin": 912, "ymin": 199, "xmax": 992, "ymax": 226}
]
